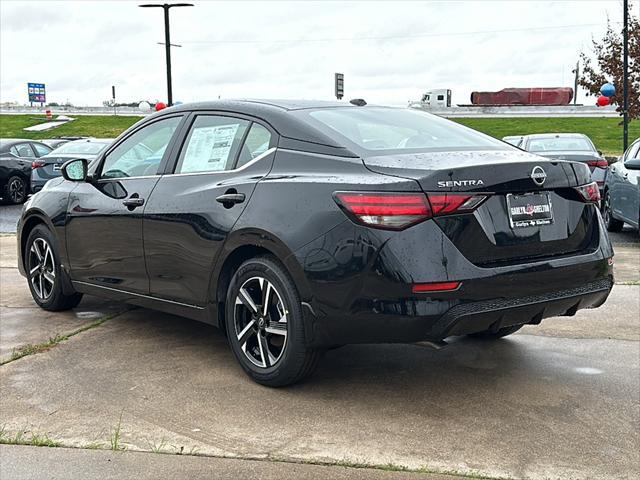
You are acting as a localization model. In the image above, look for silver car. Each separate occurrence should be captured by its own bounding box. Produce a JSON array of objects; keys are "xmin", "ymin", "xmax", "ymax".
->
[
  {"xmin": 602, "ymin": 138, "xmax": 640, "ymax": 233},
  {"xmin": 519, "ymin": 133, "xmax": 608, "ymax": 193},
  {"xmin": 30, "ymin": 138, "xmax": 112, "ymax": 193}
]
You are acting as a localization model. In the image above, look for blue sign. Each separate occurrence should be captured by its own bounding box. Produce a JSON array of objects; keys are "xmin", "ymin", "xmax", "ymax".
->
[{"xmin": 28, "ymin": 83, "xmax": 46, "ymax": 103}]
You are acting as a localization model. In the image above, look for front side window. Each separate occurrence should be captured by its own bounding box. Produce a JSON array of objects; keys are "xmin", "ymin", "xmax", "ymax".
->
[
  {"xmin": 11, "ymin": 144, "xmax": 35, "ymax": 158},
  {"xmin": 298, "ymin": 107, "xmax": 508, "ymax": 153},
  {"xmin": 176, "ymin": 116, "xmax": 249, "ymax": 174},
  {"xmin": 101, "ymin": 117, "xmax": 181, "ymax": 179},
  {"xmin": 32, "ymin": 143, "xmax": 52, "ymax": 157}
]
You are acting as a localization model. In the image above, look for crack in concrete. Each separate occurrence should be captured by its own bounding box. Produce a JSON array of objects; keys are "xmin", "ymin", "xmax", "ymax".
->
[{"xmin": 0, "ymin": 311, "xmax": 126, "ymax": 366}]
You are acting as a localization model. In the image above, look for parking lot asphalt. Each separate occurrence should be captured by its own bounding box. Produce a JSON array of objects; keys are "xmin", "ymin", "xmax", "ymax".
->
[{"xmin": 1, "ymin": 232, "xmax": 639, "ymax": 479}]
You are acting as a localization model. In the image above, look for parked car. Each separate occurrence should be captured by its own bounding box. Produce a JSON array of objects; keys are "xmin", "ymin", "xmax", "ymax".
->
[
  {"xmin": 0, "ymin": 139, "xmax": 52, "ymax": 204},
  {"xmin": 31, "ymin": 138, "xmax": 113, "ymax": 193},
  {"xmin": 502, "ymin": 135, "xmax": 523, "ymax": 147},
  {"xmin": 17, "ymin": 100, "xmax": 613, "ymax": 386},
  {"xmin": 519, "ymin": 133, "xmax": 608, "ymax": 192},
  {"xmin": 602, "ymin": 138, "xmax": 640, "ymax": 233},
  {"xmin": 40, "ymin": 137, "xmax": 86, "ymax": 150}
]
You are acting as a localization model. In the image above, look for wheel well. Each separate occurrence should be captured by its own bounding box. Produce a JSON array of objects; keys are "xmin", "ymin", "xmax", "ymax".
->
[
  {"xmin": 214, "ymin": 245, "xmax": 275, "ymax": 336},
  {"xmin": 20, "ymin": 216, "xmax": 46, "ymax": 266}
]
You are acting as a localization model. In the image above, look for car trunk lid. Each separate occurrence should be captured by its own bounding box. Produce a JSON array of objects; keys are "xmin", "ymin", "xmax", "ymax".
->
[{"xmin": 362, "ymin": 150, "xmax": 599, "ymax": 266}]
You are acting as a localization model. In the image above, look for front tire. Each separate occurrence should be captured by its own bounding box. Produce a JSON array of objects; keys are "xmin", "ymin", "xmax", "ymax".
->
[
  {"xmin": 4, "ymin": 176, "xmax": 27, "ymax": 204},
  {"xmin": 603, "ymin": 191, "xmax": 624, "ymax": 232},
  {"xmin": 25, "ymin": 225, "xmax": 83, "ymax": 311},
  {"xmin": 225, "ymin": 256, "xmax": 321, "ymax": 387}
]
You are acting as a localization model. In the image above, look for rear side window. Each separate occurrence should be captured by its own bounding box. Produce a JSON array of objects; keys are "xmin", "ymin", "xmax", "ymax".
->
[
  {"xmin": 10, "ymin": 144, "xmax": 35, "ymax": 158},
  {"xmin": 32, "ymin": 143, "xmax": 51, "ymax": 157},
  {"xmin": 176, "ymin": 116, "xmax": 249, "ymax": 174},
  {"xmin": 236, "ymin": 123, "xmax": 272, "ymax": 168}
]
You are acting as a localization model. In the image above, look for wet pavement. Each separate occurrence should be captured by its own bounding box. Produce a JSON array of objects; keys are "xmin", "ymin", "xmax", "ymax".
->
[{"xmin": 0, "ymin": 234, "xmax": 638, "ymax": 479}]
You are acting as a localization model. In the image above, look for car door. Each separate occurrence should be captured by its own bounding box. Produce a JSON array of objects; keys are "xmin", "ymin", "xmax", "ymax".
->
[
  {"xmin": 65, "ymin": 115, "xmax": 185, "ymax": 294},
  {"xmin": 619, "ymin": 142, "xmax": 640, "ymax": 225},
  {"xmin": 143, "ymin": 112, "xmax": 277, "ymax": 306}
]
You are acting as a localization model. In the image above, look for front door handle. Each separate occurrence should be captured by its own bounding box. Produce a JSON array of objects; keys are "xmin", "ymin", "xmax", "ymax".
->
[
  {"xmin": 123, "ymin": 195, "xmax": 145, "ymax": 209},
  {"xmin": 216, "ymin": 193, "xmax": 245, "ymax": 206}
]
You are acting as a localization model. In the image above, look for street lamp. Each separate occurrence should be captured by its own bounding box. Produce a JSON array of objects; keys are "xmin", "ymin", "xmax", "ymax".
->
[{"xmin": 139, "ymin": 3, "xmax": 193, "ymax": 106}]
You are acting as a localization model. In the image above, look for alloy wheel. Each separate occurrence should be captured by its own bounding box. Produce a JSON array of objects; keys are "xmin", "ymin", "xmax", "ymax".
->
[
  {"xmin": 604, "ymin": 194, "xmax": 612, "ymax": 224},
  {"xmin": 233, "ymin": 276, "xmax": 288, "ymax": 368},
  {"xmin": 8, "ymin": 178, "xmax": 25, "ymax": 203},
  {"xmin": 28, "ymin": 238, "xmax": 56, "ymax": 300}
]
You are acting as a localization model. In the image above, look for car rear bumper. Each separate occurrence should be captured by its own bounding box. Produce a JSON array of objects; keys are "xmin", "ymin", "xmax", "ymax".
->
[{"xmin": 292, "ymin": 217, "xmax": 614, "ymax": 347}]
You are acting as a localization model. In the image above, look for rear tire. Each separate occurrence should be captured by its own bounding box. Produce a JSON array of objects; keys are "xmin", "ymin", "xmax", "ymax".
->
[
  {"xmin": 603, "ymin": 191, "xmax": 624, "ymax": 232},
  {"xmin": 469, "ymin": 324, "xmax": 523, "ymax": 339},
  {"xmin": 225, "ymin": 256, "xmax": 321, "ymax": 387},
  {"xmin": 25, "ymin": 225, "xmax": 83, "ymax": 311}
]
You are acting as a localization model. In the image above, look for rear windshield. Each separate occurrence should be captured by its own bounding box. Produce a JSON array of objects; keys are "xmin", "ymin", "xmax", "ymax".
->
[
  {"xmin": 527, "ymin": 137, "xmax": 594, "ymax": 152},
  {"xmin": 55, "ymin": 142, "xmax": 109, "ymax": 155},
  {"xmin": 297, "ymin": 107, "xmax": 509, "ymax": 153}
]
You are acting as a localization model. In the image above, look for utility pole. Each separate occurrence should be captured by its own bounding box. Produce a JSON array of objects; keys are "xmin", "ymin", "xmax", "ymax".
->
[
  {"xmin": 573, "ymin": 61, "xmax": 579, "ymax": 105},
  {"xmin": 139, "ymin": 3, "xmax": 193, "ymax": 106},
  {"xmin": 622, "ymin": 0, "xmax": 629, "ymax": 151}
]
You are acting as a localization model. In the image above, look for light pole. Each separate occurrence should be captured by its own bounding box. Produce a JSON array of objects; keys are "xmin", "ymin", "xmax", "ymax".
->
[
  {"xmin": 139, "ymin": 3, "xmax": 193, "ymax": 106},
  {"xmin": 622, "ymin": 0, "xmax": 629, "ymax": 151}
]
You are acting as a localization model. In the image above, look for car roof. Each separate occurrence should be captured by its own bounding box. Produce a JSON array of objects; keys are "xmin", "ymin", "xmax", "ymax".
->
[
  {"xmin": 524, "ymin": 133, "xmax": 589, "ymax": 140},
  {"xmin": 146, "ymin": 99, "xmax": 369, "ymax": 156},
  {"xmin": 0, "ymin": 138, "xmax": 47, "ymax": 146},
  {"xmin": 169, "ymin": 99, "xmax": 354, "ymax": 112},
  {"xmin": 64, "ymin": 138, "xmax": 113, "ymax": 144}
]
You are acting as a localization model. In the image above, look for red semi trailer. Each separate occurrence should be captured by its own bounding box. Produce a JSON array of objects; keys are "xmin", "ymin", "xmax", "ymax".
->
[{"xmin": 470, "ymin": 87, "xmax": 573, "ymax": 106}]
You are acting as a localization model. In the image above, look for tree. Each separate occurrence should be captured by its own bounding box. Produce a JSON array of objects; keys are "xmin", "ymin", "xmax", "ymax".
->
[{"xmin": 579, "ymin": 14, "xmax": 639, "ymax": 119}]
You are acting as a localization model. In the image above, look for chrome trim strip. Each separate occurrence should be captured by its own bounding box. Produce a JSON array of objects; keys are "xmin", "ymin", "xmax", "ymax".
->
[
  {"xmin": 169, "ymin": 147, "xmax": 277, "ymax": 178},
  {"xmin": 96, "ymin": 147, "xmax": 277, "ymax": 181},
  {"xmin": 72, "ymin": 281, "xmax": 205, "ymax": 310}
]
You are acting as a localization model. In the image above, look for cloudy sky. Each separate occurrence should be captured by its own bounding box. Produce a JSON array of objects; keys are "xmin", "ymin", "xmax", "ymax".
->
[{"xmin": 0, "ymin": 0, "xmax": 632, "ymax": 107}]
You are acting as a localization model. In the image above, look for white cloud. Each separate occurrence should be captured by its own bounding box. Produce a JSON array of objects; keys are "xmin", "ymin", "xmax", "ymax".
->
[{"xmin": 0, "ymin": 0, "xmax": 627, "ymax": 106}]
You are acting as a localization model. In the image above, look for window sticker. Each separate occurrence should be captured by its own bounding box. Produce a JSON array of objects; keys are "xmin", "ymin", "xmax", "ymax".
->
[{"xmin": 181, "ymin": 124, "xmax": 239, "ymax": 173}]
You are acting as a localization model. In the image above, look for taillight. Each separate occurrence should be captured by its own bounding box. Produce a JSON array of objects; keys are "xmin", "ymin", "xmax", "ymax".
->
[
  {"xmin": 427, "ymin": 194, "xmax": 487, "ymax": 215},
  {"xmin": 31, "ymin": 161, "xmax": 45, "ymax": 169},
  {"xmin": 334, "ymin": 192, "xmax": 431, "ymax": 230},
  {"xmin": 334, "ymin": 192, "xmax": 487, "ymax": 230},
  {"xmin": 575, "ymin": 181, "xmax": 601, "ymax": 203},
  {"xmin": 586, "ymin": 160, "xmax": 608, "ymax": 168}
]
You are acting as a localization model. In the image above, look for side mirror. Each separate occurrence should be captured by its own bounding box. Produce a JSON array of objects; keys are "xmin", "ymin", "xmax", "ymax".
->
[
  {"xmin": 61, "ymin": 158, "xmax": 88, "ymax": 182},
  {"xmin": 624, "ymin": 160, "xmax": 640, "ymax": 170}
]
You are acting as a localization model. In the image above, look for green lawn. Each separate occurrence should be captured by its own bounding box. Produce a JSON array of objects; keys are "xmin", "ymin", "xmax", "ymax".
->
[
  {"xmin": 1, "ymin": 113, "xmax": 635, "ymax": 156},
  {"xmin": 454, "ymin": 117, "xmax": 637, "ymax": 156},
  {"xmin": 0, "ymin": 114, "xmax": 141, "ymax": 140}
]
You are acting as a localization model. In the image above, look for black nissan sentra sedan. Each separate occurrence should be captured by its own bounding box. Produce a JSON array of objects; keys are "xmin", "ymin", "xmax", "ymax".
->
[{"xmin": 17, "ymin": 100, "xmax": 613, "ymax": 386}]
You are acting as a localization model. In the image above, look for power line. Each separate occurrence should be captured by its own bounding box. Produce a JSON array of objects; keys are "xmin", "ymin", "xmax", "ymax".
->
[{"xmin": 182, "ymin": 22, "xmax": 618, "ymax": 45}]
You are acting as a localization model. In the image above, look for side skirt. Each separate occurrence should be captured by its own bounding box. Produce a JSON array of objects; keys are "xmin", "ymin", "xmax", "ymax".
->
[{"xmin": 71, "ymin": 281, "xmax": 215, "ymax": 324}]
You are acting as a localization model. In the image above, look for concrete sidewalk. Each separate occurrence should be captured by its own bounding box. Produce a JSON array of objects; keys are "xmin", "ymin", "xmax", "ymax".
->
[{"xmin": 0, "ymin": 445, "xmax": 444, "ymax": 480}]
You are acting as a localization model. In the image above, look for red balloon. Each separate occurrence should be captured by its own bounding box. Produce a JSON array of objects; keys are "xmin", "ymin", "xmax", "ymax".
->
[
  {"xmin": 155, "ymin": 102, "xmax": 167, "ymax": 111},
  {"xmin": 596, "ymin": 95, "xmax": 610, "ymax": 107}
]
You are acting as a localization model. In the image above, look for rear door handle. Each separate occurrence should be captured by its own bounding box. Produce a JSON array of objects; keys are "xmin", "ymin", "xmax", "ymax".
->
[
  {"xmin": 216, "ymin": 193, "xmax": 245, "ymax": 206},
  {"xmin": 122, "ymin": 197, "xmax": 145, "ymax": 209}
]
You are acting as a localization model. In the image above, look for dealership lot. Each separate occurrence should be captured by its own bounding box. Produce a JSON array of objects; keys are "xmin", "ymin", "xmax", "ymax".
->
[{"xmin": 0, "ymin": 231, "xmax": 638, "ymax": 479}]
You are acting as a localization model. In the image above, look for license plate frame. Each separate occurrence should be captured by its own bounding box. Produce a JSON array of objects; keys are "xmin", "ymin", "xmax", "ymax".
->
[{"xmin": 506, "ymin": 192, "xmax": 554, "ymax": 229}]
